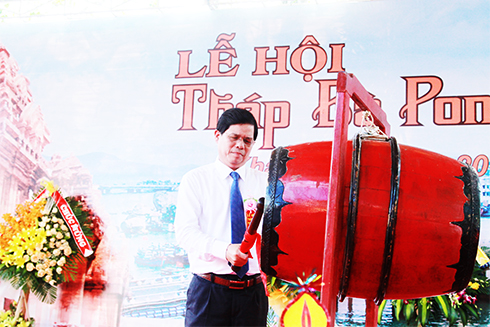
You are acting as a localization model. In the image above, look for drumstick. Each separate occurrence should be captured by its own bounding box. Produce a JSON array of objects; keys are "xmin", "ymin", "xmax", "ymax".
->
[{"xmin": 231, "ymin": 197, "xmax": 265, "ymax": 273}]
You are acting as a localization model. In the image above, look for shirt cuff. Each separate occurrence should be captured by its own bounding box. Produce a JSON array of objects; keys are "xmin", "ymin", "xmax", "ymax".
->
[{"xmin": 210, "ymin": 239, "xmax": 229, "ymax": 260}]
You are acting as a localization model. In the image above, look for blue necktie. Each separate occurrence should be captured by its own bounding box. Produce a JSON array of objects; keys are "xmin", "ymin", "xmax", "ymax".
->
[{"xmin": 230, "ymin": 171, "xmax": 248, "ymax": 278}]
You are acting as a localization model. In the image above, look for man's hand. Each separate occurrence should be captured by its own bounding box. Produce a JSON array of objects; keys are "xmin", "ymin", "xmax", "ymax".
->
[{"xmin": 226, "ymin": 244, "xmax": 249, "ymax": 267}]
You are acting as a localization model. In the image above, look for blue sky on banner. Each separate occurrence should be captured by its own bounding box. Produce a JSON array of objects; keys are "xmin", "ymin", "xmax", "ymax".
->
[{"xmin": 0, "ymin": 0, "xmax": 488, "ymax": 184}]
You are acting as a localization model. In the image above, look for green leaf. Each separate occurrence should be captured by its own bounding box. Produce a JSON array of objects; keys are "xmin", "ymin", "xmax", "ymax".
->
[
  {"xmin": 394, "ymin": 299, "xmax": 403, "ymax": 321},
  {"xmin": 27, "ymin": 275, "xmax": 57, "ymax": 304},
  {"xmin": 62, "ymin": 250, "xmax": 86, "ymax": 283},
  {"xmin": 434, "ymin": 295, "xmax": 450, "ymax": 318},
  {"xmin": 270, "ymin": 276, "xmax": 276, "ymax": 286},
  {"xmin": 418, "ymin": 297, "xmax": 428, "ymax": 326},
  {"xmin": 448, "ymin": 306, "xmax": 458, "ymax": 325},
  {"xmin": 462, "ymin": 302, "xmax": 479, "ymax": 318},
  {"xmin": 0, "ymin": 263, "xmax": 57, "ymax": 304},
  {"xmin": 377, "ymin": 299, "xmax": 387, "ymax": 324},
  {"xmin": 458, "ymin": 307, "xmax": 468, "ymax": 326},
  {"xmin": 404, "ymin": 301, "xmax": 415, "ymax": 322}
]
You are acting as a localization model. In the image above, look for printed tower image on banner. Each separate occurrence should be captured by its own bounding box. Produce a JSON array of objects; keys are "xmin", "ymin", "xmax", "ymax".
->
[{"xmin": 0, "ymin": 45, "xmax": 50, "ymax": 211}]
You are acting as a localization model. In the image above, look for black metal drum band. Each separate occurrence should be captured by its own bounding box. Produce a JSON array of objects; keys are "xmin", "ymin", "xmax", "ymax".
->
[
  {"xmin": 338, "ymin": 134, "xmax": 401, "ymax": 305},
  {"xmin": 450, "ymin": 164, "xmax": 481, "ymax": 291},
  {"xmin": 260, "ymin": 146, "xmax": 291, "ymax": 276}
]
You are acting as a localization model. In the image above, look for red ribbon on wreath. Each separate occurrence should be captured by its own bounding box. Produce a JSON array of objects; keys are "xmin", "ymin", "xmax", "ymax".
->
[{"xmin": 35, "ymin": 182, "xmax": 94, "ymax": 257}]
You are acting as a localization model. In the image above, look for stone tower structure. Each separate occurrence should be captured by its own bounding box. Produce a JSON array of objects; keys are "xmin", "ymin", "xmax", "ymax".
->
[{"xmin": 0, "ymin": 44, "xmax": 51, "ymax": 213}]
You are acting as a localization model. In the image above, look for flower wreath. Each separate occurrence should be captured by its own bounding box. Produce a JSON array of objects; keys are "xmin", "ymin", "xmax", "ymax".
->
[{"xmin": 0, "ymin": 182, "xmax": 103, "ymax": 306}]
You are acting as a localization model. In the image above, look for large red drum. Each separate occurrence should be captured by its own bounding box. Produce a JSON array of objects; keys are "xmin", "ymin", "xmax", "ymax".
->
[{"xmin": 260, "ymin": 136, "xmax": 480, "ymax": 301}]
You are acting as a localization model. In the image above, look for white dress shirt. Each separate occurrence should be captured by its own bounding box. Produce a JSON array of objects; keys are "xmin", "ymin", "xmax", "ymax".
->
[{"xmin": 175, "ymin": 158, "xmax": 268, "ymax": 275}]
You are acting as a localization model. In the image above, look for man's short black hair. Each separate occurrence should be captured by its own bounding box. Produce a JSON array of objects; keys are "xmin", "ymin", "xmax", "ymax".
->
[{"xmin": 216, "ymin": 108, "xmax": 259, "ymax": 140}]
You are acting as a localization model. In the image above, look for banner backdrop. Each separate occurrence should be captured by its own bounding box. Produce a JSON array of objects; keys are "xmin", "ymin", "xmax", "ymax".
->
[{"xmin": 0, "ymin": 0, "xmax": 489, "ymax": 326}]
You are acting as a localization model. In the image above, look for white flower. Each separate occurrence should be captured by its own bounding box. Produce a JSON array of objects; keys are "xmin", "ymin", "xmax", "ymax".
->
[
  {"xmin": 50, "ymin": 259, "xmax": 57, "ymax": 267},
  {"xmin": 56, "ymin": 232, "xmax": 63, "ymax": 239},
  {"xmin": 53, "ymin": 249, "xmax": 61, "ymax": 256},
  {"xmin": 61, "ymin": 225, "xmax": 68, "ymax": 231},
  {"xmin": 56, "ymin": 267, "xmax": 63, "ymax": 274},
  {"xmin": 39, "ymin": 221, "xmax": 46, "ymax": 228},
  {"xmin": 54, "ymin": 223, "xmax": 59, "ymax": 229},
  {"xmin": 44, "ymin": 274, "xmax": 52, "ymax": 282},
  {"xmin": 35, "ymin": 243, "xmax": 43, "ymax": 251},
  {"xmin": 49, "ymin": 280, "xmax": 56, "ymax": 286},
  {"xmin": 27, "ymin": 248, "xmax": 34, "ymax": 256},
  {"xmin": 26, "ymin": 263, "xmax": 35, "ymax": 272},
  {"xmin": 64, "ymin": 247, "xmax": 72, "ymax": 256},
  {"xmin": 31, "ymin": 254, "xmax": 39, "ymax": 263},
  {"xmin": 37, "ymin": 270, "xmax": 45, "ymax": 277},
  {"xmin": 57, "ymin": 257, "xmax": 66, "ymax": 266}
]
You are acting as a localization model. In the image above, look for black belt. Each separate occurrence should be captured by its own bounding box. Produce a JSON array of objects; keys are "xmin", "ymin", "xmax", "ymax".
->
[{"xmin": 196, "ymin": 273, "xmax": 262, "ymax": 290}]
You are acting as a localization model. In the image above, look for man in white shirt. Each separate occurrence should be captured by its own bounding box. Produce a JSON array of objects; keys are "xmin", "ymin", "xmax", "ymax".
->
[{"xmin": 175, "ymin": 108, "xmax": 268, "ymax": 326}]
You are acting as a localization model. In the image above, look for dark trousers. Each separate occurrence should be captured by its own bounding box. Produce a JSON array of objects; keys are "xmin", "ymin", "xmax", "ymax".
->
[{"xmin": 185, "ymin": 274, "xmax": 268, "ymax": 327}]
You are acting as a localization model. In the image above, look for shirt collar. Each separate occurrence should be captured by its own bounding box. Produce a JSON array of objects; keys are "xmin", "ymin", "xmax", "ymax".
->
[{"xmin": 214, "ymin": 158, "xmax": 249, "ymax": 180}]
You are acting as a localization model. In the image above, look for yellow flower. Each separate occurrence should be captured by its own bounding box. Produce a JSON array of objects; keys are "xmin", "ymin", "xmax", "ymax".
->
[
  {"xmin": 268, "ymin": 287, "xmax": 293, "ymax": 317},
  {"xmin": 17, "ymin": 318, "xmax": 31, "ymax": 327},
  {"xmin": 0, "ymin": 198, "xmax": 46, "ymax": 249},
  {"xmin": 40, "ymin": 180, "xmax": 58, "ymax": 196},
  {"xmin": 468, "ymin": 281, "xmax": 480, "ymax": 290},
  {"xmin": 0, "ymin": 310, "xmax": 12, "ymax": 321},
  {"xmin": 0, "ymin": 227, "xmax": 47, "ymax": 269}
]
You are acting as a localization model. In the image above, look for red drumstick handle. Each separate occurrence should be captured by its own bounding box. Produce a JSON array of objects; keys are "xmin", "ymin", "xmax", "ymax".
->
[
  {"xmin": 232, "ymin": 197, "xmax": 265, "ymax": 273},
  {"xmin": 239, "ymin": 230, "xmax": 257, "ymax": 254}
]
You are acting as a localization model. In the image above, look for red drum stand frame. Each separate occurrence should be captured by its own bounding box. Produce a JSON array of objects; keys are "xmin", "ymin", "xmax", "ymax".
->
[{"xmin": 320, "ymin": 71, "xmax": 390, "ymax": 326}]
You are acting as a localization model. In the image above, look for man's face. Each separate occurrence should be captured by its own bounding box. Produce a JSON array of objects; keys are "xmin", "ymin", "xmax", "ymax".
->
[{"xmin": 215, "ymin": 124, "xmax": 255, "ymax": 170}]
